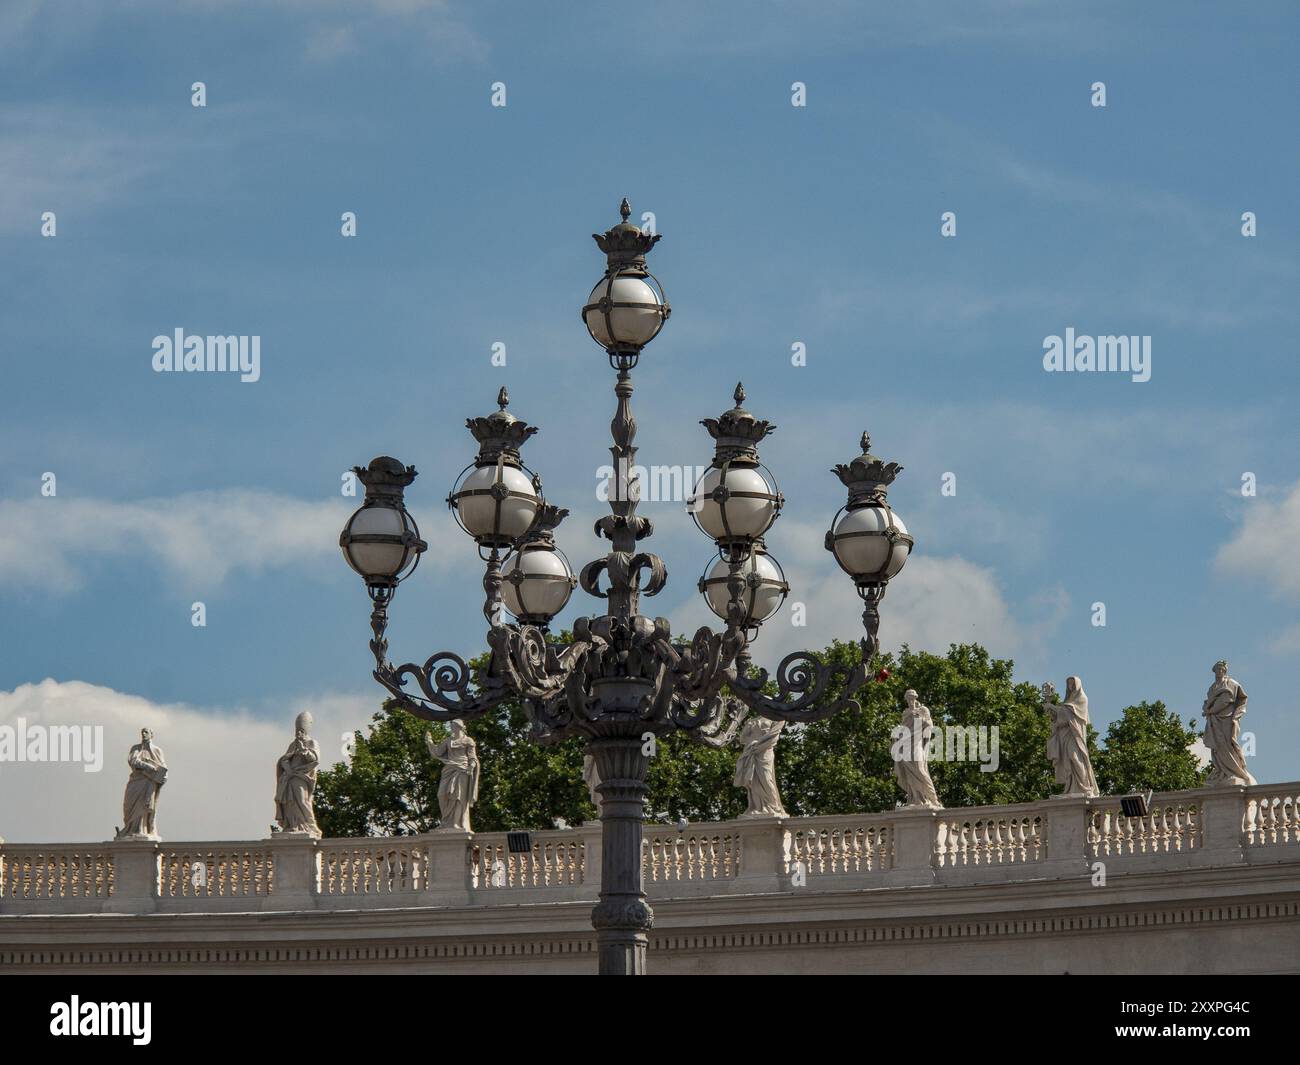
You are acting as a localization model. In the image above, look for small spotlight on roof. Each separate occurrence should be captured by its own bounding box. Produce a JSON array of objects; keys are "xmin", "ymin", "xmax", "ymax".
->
[
  {"xmin": 1120, "ymin": 790, "xmax": 1153, "ymax": 818},
  {"xmin": 506, "ymin": 831, "xmax": 532, "ymax": 854}
]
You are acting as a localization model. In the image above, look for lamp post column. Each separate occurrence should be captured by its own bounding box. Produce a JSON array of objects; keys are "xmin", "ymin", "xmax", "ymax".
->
[{"xmin": 590, "ymin": 732, "xmax": 653, "ymax": 976}]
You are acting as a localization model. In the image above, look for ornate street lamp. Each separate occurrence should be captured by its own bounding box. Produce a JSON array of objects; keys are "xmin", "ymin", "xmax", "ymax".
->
[
  {"xmin": 690, "ymin": 382, "xmax": 788, "ymax": 641},
  {"xmin": 500, "ymin": 504, "xmax": 578, "ymax": 629},
  {"xmin": 339, "ymin": 457, "xmax": 427, "ymax": 598},
  {"xmin": 826, "ymin": 432, "xmax": 914, "ymax": 652},
  {"xmin": 340, "ymin": 200, "xmax": 912, "ymax": 976},
  {"xmin": 581, "ymin": 198, "xmax": 670, "ymax": 365}
]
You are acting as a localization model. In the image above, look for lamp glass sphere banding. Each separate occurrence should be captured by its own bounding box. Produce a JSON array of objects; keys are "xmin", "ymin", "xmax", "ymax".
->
[
  {"xmin": 582, "ymin": 272, "xmax": 669, "ymax": 354},
  {"xmin": 340, "ymin": 502, "xmax": 424, "ymax": 587},
  {"xmin": 499, "ymin": 505, "xmax": 578, "ymax": 625},
  {"xmin": 689, "ymin": 461, "xmax": 782, "ymax": 545},
  {"xmin": 828, "ymin": 503, "xmax": 911, "ymax": 585},
  {"xmin": 338, "ymin": 456, "xmax": 428, "ymax": 595},
  {"xmin": 501, "ymin": 541, "xmax": 577, "ymax": 623},
  {"xmin": 700, "ymin": 546, "xmax": 789, "ymax": 625},
  {"xmin": 449, "ymin": 460, "xmax": 540, "ymax": 549}
]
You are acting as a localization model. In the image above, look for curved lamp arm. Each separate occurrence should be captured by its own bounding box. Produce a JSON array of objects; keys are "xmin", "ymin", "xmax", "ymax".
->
[
  {"xmin": 727, "ymin": 646, "xmax": 869, "ymax": 724},
  {"xmin": 368, "ymin": 596, "xmax": 580, "ymax": 723}
]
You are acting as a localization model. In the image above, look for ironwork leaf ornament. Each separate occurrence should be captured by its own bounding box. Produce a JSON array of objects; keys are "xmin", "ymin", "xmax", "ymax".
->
[{"xmin": 632, "ymin": 552, "xmax": 667, "ymax": 596}]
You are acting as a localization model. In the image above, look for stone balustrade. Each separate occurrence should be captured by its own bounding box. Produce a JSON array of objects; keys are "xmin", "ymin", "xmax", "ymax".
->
[{"xmin": 3, "ymin": 782, "xmax": 1297, "ymax": 916}]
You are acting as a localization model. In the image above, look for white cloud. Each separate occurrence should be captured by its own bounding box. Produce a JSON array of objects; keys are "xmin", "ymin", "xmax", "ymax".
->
[
  {"xmin": 0, "ymin": 679, "xmax": 377, "ymax": 842},
  {"xmin": 770, "ymin": 554, "xmax": 1026, "ymax": 663},
  {"xmin": 1215, "ymin": 480, "xmax": 1300, "ymax": 601},
  {"xmin": 0, "ymin": 488, "xmax": 460, "ymax": 594},
  {"xmin": 669, "ymin": 515, "xmax": 1064, "ymax": 676},
  {"xmin": 0, "ymin": 490, "xmax": 365, "ymax": 592}
]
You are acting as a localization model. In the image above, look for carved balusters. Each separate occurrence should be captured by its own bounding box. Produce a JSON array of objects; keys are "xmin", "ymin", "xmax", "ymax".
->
[
  {"xmin": 1265, "ymin": 797, "xmax": 1280, "ymax": 844},
  {"xmin": 944, "ymin": 821, "xmax": 961, "ymax": 867},
  {"xmin": 1243, "ymin": 793, "xmax": 1300, "ymax": 848}
]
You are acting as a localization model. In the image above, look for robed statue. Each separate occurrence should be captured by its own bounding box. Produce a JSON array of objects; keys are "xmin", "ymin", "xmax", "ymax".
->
[
  {"xmin": 425, "ymin": 720, "xmax": 480, "ymax": 832},
  {"xmin": 116, "ymin": 727, "xmax": 167, "ymax": 841},
  {"xmin": 582, "ymin": 753, "xmax": 603, "ymax": 819},
  {"xmin": 734, "ymin": 716, "xmax": 787, "ymax": 818},
  {"xmin": 894, "ymin": 689, "xmax": 942, "ymax": 808},
  {"xmin": 273, "ymin": 711, "xmax": 322, "ymax": 837},
  {"xmin": 1202, "ymin": 659, "xmax": 1256, "ymax": 786},
  {"xmin": 1041, "ymin": 677, "xmax": 1099, "ymax": 798}
]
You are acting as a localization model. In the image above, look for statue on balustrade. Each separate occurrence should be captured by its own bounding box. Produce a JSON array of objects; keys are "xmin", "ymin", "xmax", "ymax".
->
[
  {"xmin": 734, "ymin": 716, "xmax": 787, "ymax": 818},
  {"xmin": 894, "ymin": 689, "xmax": 942, "ymax": 808},
  {"xmin": 1041, "ymin": 677, "xmax": 1099, "ymax": 798},
  {"xmin": 272, "ymin": 711, "xmax": 322, "ymax": 838},
  {"xmin": 1202, "ymin": 659, "xmax": 1256, "ymax": 786},
  {"xmin": 425, "ymin": 720, "xmax": 480, "ymax": 832},
  {"xmin": 582, "ymin": 753, "xmax": 603, "ymax": 819},
  {"xmin": 115, "ymin": 727, "xmax": 168, "ymax": 841}
]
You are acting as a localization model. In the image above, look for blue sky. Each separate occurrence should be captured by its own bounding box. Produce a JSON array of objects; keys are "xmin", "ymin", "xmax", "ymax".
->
[{"xmin": 1, "ymin": 1, "xmax": 1298, "ymax": 838}]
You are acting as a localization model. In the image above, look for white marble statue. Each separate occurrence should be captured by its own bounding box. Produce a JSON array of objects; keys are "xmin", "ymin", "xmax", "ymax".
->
[
  {"xmin": 582, "ymin": 753, "xmax": 602, "ymax": 818},
  {"xmin": 894, "ymin": 689, "xmax": 942, "ymax": 808},
  {"xmin": 1041, "ymin": 677, "xmax": 1099, "ymax": 798},
  {"xmin": 273, "ymin": 711, "xmax": 322, "ymax": 838},
  {"xmin": 115, "ymin": 728, "xmax": 168, "ymax": 841},
  {"xmin": 1202, "ymin": 659, "xmax": 1256, "ymax": 786},
  {"xmin": 734, "ymin": 716, "xmax": 787, "ymax": 818},
  {"xmin": 425, "ymin": 720, "xmax": 480, "ymax": 832}
]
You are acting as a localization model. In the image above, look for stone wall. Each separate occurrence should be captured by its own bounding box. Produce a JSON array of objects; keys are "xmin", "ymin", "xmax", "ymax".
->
[{"xmin": 2, "ymin": 782, "xmax": 1297, "ymax": 974}]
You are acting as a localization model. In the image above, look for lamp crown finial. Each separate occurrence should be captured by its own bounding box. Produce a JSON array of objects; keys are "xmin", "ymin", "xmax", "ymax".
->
[
  {"xmin": 466, "ymin": 390, "xmax": 537, "ymax": 464},
  {"xmin": 593, "ymin": 199, "xmax": 662, "ymax": 266},
  {"xmin": 353, "ymin": 455, "xmax": 418, "ymax": 503},
  {"xmin": 833, "ymin": 432, "xmax": 902, "ymax": 503},
  {"xmin": 701, "ymin": 384, "xmax": 774, "ymax": 464}
]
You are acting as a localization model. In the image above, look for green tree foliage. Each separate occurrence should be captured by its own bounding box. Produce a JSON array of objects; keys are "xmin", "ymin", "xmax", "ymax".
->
[
  {"xmin": 778, "ymin": 641, "xmax": 1057, "ymax": 814},
  {"xmin": 313, "ymin": 699, "xmax": 439, "ymax": 837},
  {"xmin": 315, "ymin": 696, "xmax": 587, "ymax": 837},
  {"xmin": 1093, "ymin": 700, "xmax": 1205, "ymax": 795},
  {"xmin": 315, "ymin": 640, "xmax": 1203, "ymax": 837}
]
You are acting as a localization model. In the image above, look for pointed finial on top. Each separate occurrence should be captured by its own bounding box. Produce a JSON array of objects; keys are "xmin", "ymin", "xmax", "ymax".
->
[
  {"xmin": 831, "ymin": 430, "xmax": 902, "ymax": 498},
  {"xmin": 734, "ymin": 382, "xmax": 746, "ymax": 407},
  {"xmin": 497, "ymin": 386, "xmax": 509, "ymax": 410},
  {"xmin": 619, "ymin": 198, "xmax": 631, "ymax": 222}
]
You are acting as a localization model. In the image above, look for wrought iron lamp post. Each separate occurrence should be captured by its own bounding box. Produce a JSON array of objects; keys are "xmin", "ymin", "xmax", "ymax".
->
[{"xmin": 339, "ymin": 199, "xmax": 913, "ymax": 975}]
